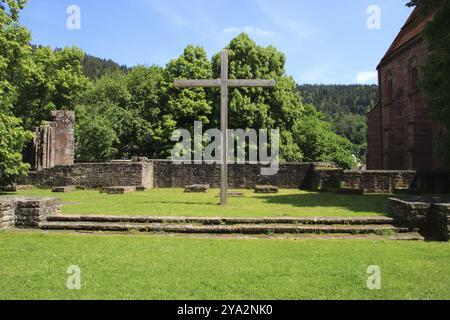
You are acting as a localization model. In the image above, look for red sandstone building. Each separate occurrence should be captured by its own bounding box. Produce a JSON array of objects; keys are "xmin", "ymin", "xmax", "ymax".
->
[{"xmin": 367, "ymin": 7, "xmax": 443, "ymax": 171}]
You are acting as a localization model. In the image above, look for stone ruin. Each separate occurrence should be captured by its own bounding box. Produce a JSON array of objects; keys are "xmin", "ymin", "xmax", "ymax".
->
[{"xmin": 30, "ymin": 110, "xmax": 75, "ymax": 170}]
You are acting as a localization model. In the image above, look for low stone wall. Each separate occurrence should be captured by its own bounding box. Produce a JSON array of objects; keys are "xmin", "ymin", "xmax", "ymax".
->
[
  {"xmin": 0, "ymin": 197, "xmax": 61, "ymax": 230},
  {"xmin": 152, "ymin": 161, "xmax": 325, "ymax": 189},
  {"xmin": 0, "ymin": 199, "xmax": 15, "ymax": 230},
  {"xmin": 389, "ymin": 197, "xmax": 449, "ymax": 241},
  {"xmin": 342, "ymin": 170, "xmax": 417, "ymax": 193},
  {"xmin": 22, "ymin": 161, "xmax": 153, "ymax": 189},
  {"xmin": 16, "ymin": 159, "xmax": 449, "ymax": 194}
]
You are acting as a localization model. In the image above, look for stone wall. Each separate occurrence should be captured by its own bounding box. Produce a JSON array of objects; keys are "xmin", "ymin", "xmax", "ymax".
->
[
  {"xmin": 23, "ymin": 161, "xmax": 153, "ymax": 189},
  {"xmin": 18, "ymin": 159, "xmax": 450, "ymax": 194},
  {"xmin": 342, "ymin": 170, "xmax": 417, "ymax": 193},
  {"xmin": 152, "ymin": 161, "xmax": 324, "ymax": 189},
  {"xmin": 0, "ymin": 197, "xmax": 61, "ymax": 230},
  {"xmin": 389, "ymin": 197, "xmax": 449, "ymax": 241},
  {"xmin": 0, "ymin": 199, "xmax": 15, "ymax": 231}
]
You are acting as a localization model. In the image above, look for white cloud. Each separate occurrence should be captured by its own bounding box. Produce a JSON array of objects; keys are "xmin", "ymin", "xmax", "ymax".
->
[
  {"xmin": 356, "ymin": 71, "xmax": 378, "ymax": 83},
  {"xmin": 223, "ymin": 26, "xmax": 275, "ymax": 38}
]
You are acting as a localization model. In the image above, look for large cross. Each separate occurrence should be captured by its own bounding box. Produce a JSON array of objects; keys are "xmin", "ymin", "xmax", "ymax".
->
[{"xmin": 174, "ymin": 50, "xmax": 276, "ymax": 206}]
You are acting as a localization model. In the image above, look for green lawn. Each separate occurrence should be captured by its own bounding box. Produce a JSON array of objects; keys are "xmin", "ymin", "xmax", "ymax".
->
[
  {"xmin": 0, "ymin": 231, "xmax": 449, "ymax": 300},
  {"xmin": 6, "ymin": 188, "xmax": 391, "ymax": 217}
]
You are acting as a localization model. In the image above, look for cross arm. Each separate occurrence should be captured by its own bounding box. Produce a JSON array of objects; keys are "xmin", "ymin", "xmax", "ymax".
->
[
  {"xmin": 228, "ymin": 80, "xmax": 276, "ymax": 87},
  {"xmin": 174, "ymin": 79, "xmax": 221, "ymax": 88}
]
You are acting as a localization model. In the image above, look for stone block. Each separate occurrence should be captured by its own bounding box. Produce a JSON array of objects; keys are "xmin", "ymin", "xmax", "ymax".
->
[
  {"xmin": 52, "ymin": 186, "xmax": 76, "ymax": 193},
  {"xmin": 1, "ymin": 185, "xmax": 33, "ymax": 192},
  {"xmin": 100, "ymin": 186, "xmax": 136, "ymax": 194},
  {"xmin": 337, "ymin": 187, "xmax": 364, "ymax": 195},
  {"xmin": 254, "ymin": 185, "xmax": 279, "ymax": 194},
  {"xmin": 184, "ymin": 184, "xmax": 209, "ymax": 193}
]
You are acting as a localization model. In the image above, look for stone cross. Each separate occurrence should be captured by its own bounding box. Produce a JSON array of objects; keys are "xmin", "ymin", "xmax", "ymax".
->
[{"xmin": 174, "ymin": 50, "xmax": 276, "ymax": 206}]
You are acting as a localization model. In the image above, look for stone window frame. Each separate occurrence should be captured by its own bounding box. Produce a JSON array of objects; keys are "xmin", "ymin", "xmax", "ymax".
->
[
  {"xmin": 386, "ymin": 70, "xmax": 394, "ymax": 100},
  {"xmin": 409, "ymin": 56, "xmax": 419, "ymax": 91}
]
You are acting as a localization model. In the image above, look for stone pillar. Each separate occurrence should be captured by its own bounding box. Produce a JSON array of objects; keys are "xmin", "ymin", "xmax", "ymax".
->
[{"xmin": 33, "ymin": 111, "xmax": 75, "ymax": 170}]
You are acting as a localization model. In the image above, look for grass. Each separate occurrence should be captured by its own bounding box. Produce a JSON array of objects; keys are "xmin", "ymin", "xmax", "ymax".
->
[
  {"xmin": 5, "ymin": 188, "xmax": 391, "ymax": 217},
  {"xmin": 0, "ymin": 231, "xmax": 449, "ymax": 300}
]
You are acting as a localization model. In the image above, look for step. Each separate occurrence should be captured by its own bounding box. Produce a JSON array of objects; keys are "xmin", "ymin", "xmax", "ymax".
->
[
  {"xmin": 40, "ymin": 221, "xmax": 409, "ymax": 235},
  {"xmin": 46, "ymin": 215, "xmax": 395, "ymax": 226}
]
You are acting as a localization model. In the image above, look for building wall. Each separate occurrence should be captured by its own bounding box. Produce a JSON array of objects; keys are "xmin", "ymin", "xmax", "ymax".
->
[{"xmin": 370, "ymin": 36, "xmax": 443, "ymax": 171}]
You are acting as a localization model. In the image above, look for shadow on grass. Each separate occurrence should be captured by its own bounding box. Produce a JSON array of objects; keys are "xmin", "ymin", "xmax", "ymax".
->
[
  {"xmin": 258, "ymin": 192, "xmax": 391, "ymax": 216},
  {"xmin": 131, "ymin": 200, "xmax": 219, "ymax": 206}
]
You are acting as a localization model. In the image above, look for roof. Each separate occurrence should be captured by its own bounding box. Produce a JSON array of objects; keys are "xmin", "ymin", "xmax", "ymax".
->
[{"xmin": 378, "ymin": 7, "xmax": 436, "ymax": 67}]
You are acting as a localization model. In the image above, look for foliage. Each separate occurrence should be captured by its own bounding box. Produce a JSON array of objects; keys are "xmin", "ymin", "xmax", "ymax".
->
[
  {"xmin": 0, "ymin": 112, "xmax": 32, "ymax": 187},
  {"xmin": 0, "ymin": 0, "xmax": 32, "ymax": 186},
  {"xmin": 419, "ymin": 0, "xmax": 450, "ymax": 166},
  {"xmin": 291, "ymin": 105, "xmax": 355, "ymax": 168},
  {"xmin": 82, "ymin": 53, "xmax": 128, "ymax": 80},
  {"xmin": 14, "ymin": 45, "xmax": 91, "ymax": 129},
  {"xmin": 298, "ymin": 84, "xmax": 378, "ymax": 115},
  {"xmin": 298, "ymin": 84, "xmax": 378, "ymax": 161},
  {"xmin": 1, "ymin": 0, "xmax": 355, "ymax": 169}
]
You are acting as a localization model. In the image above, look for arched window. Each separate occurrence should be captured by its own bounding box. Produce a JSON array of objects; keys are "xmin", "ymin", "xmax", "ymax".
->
[
  {"xmin": 410, "ymin": 57, "xmax": 419, "ymax": 90},
  {"xmin": 386, "ymin": 71, "xmax": 393, "ymax": 99}
]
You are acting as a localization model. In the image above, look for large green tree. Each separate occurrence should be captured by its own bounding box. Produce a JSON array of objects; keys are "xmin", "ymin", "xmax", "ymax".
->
[
  {"xmin": 14, "ymin": 46, "xmax": 91, "ymax": 129},
  {"xmin": 0, "ymin": 0, "xmax": 33, "ymax": 187},
  {"xmin": 210, "ymin": 34, "xmax": 354, "ymax": 167},
  {"xmin": 409, "ymin": 0, "xmax": 450, "ymax": 166}
]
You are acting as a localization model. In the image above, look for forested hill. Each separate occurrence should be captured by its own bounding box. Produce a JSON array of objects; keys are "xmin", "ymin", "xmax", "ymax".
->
[
  {"xmin": 297, "ymin": 84, "xmax": 379, "ymax": 115},
  {"xmin": 82, "ymin": 54, "xmax": 129, "ymax": 79},
  {"xmin": 297, "ymin": 84, "xmax": 379, "ymax": 161}
]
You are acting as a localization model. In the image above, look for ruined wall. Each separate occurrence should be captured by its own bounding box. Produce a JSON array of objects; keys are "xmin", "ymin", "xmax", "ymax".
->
[
  {"xmin": 23, "ymin": 162, "xmax": 153, "ymax": 189},
  {"xmin": 19, "ymin": 160, "xmax": 449, "ymax": 194},
  {"xmin": 32, "ymin": 111, "xmax": 75, "ymax": 170},
  {"xmin": 342, "ymin": 170, "xmax": 418, "ymax": 193},
  {"xmin": 152, "ymin": 161, "xmax": 324, "ymax": 189}
]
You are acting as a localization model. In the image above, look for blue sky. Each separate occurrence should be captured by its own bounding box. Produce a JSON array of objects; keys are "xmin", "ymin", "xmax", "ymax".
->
[{"xmin": 20, "ymin": 0, "xmax": 413, "ymax": 84}]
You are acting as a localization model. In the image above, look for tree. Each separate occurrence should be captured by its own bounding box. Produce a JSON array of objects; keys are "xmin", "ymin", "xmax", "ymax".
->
[
  {"xmin": 14, "ymin": 46, "xmax": 92, "ymax": 129},
  {"xmin": 0, "ymin": 113, "xmax": 32, "ymax": 187},
  {"xmin": 75, "ymin": 104, "xmax": 119, "ymax": 162},
  {"xmin": 0, "ymin": 0, "xmax": 31, "ymax": 113},
  {"xmin": 0, "ymin": 0, "xmax": 33, "ymax": 186},
  {"xmin": 419, "ymin": 0, "xmax": 450, "ymax": 165}
]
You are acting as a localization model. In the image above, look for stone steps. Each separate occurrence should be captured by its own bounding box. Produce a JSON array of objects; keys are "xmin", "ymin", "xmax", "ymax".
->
[
  {"xmin": 46, "ymin": 215, "xmax": 394, "ymax": 226},
  {"xmin": 40, "ymin": 220, "xmax": 410, "ymax": 236}
]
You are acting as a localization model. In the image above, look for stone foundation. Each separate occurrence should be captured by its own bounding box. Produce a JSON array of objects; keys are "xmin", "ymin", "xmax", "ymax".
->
[
  {"xmin": 18, "ymin": 159, "xmax": 450, "ymax": 194},
  {"xmin": 389, "ymin": 197, "xmax": 450, "ymax": 241},
  {"xmin": 0, "ymin": 197, "xmax": 61, "ymax": 230}
]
